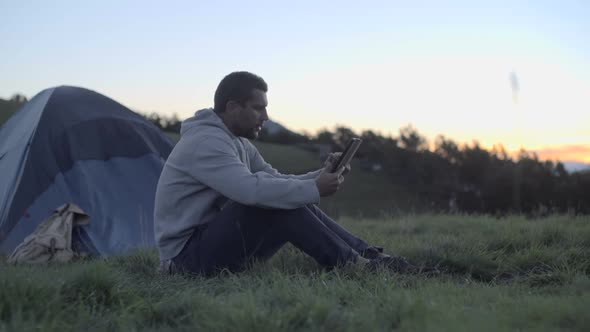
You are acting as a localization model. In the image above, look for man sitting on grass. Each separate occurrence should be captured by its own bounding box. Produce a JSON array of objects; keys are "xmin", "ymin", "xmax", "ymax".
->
[{"xmin": 154, "ymin": 71, "xmax": 415, "ymax": 276}]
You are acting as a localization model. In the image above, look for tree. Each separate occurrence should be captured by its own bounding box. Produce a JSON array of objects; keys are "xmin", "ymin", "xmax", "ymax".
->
[
  {"xmin": 434, "ymin": 135, "xmax": 460, "ymax": 164},
  {"xmin": 399, "ymin": 124, "xmax": 428, "ymax": 152},
  {"xmin": 315, "ymin": 129, "xmax": 335, "ymax": 146},
  {"xmin": 10, "ymin": 94, "xmax": 28, "ymax": 104},
  {"xmin": 333, "ymin": 126, "xmax": 357, "ymax": 150}
]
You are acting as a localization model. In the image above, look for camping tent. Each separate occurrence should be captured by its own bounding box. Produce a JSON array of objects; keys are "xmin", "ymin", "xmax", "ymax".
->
[{"xmin": 0, "ymin": 86, "xmax": 174, "ymax": 256}]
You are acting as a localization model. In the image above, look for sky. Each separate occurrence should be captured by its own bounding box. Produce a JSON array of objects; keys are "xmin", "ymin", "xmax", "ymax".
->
[{"xmin": 1, "ymin": 0, "xmax": 589, "ymax": 163}]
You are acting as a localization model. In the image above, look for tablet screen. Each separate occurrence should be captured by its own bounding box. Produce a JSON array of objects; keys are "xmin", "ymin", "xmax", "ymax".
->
[{"xmin": 330, "ymin": 138, "xmax": 362, "ymax": 173}]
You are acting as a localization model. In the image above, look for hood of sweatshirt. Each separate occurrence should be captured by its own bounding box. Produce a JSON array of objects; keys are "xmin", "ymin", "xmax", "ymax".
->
[{"xmin": 180, "ymin": 108, "xmax": 236, "ymax": 139}]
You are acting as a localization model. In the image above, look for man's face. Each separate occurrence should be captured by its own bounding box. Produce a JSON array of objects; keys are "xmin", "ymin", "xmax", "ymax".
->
[{"xmin": 229, "ymin": 89, "xmax": 269, "ymax": 139}]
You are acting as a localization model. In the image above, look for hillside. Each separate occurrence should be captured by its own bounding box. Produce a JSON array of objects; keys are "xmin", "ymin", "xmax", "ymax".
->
[
  {"xmin": 0, "ymin": 98, "xmax": 24, "ymax": 127},
  {"xmin": 252, "ymin": 141, "xmax": 411, "ymax": 217},
  {"xmin": 564, "ymin": 161, "xmax": 590, "ymax": 173},
  {"xmin": 166, "ymin": 132, "xmax": 410, "ymax": 217}
]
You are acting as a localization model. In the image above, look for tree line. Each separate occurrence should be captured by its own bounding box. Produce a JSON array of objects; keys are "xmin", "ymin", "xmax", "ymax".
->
[
  {"xmin": 0, "ymin": 94, "xmax": 28, "ymax": 125},
  {"xmin": 145, "ymin": 114, "xmax": 589, "ymax": 215},
  {"xmin": 305, "ymin": 126, "xmax": 589, "ymax": 215},
  {"xmin": 3, "ymin": 97, "xmax": 587, "ymax": 216}
]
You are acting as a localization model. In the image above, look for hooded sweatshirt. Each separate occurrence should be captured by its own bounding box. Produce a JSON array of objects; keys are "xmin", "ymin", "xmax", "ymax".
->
[{"xmin": 154, "ymin": 108, "xmax": 322, "ymax": 260}]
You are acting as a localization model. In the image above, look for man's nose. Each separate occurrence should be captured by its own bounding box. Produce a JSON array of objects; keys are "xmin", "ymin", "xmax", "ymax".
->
[{"xmin": 261, "ymin": 109, "xmax": 269, "ymax": 121}]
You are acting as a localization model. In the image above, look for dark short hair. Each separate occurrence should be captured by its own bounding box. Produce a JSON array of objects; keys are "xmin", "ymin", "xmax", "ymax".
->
[{"xmin": 214, "ymin": 71, "xmax": 268, "ymax": 113}]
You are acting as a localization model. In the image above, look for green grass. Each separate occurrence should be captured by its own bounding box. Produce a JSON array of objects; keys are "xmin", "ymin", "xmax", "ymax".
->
[{"xmin": 2, "ymin": 215, "xmax": 589, "ymax": 331}]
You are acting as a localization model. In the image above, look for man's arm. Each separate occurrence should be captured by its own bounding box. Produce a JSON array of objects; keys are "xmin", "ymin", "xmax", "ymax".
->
[
  {"xmin": 177, "ymin": 136, "xmax": 320, "ymax": 209},
  {"xmin": 256, "ymin": 161, "xmax": 322, "ymax": 180},
  {"xmin": 247, "ymin": 140, "xmax": 322, "ymax": 180}
]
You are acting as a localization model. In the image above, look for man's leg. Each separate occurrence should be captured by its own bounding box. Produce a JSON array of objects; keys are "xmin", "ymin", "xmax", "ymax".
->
[
  {"xmin": 306, "ymin": 204, "xmax": 387, "ymax": 259},
  {"xmin": 303, "ymin": 206, "xmax": 437, "ymax": 273},
  {"xmin": 173, "ymin": 202, "xmax": 360, "ymax": 276},
  {"xmin": 305, "ymin": 204, "xmax": 370, "ymax": 253}
]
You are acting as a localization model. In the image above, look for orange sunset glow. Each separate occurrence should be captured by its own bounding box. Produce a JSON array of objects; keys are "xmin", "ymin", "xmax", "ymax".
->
[{"xmin": 534, "ymin": 145, "xmax": 590, "ymax": 163}]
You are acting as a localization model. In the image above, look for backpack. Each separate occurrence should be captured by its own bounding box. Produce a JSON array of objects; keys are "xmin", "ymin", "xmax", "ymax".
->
[{"xmin": 8, "ymin": 203, "xmax": 90, "ymax": 264}]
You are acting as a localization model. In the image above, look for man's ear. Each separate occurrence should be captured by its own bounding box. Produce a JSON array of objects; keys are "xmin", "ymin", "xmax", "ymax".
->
[{"xmin": 226, "ymin": 101, "xmax": 241, "ymax": 114}]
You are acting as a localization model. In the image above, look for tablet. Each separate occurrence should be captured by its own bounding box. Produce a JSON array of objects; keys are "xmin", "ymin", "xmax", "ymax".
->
[{"xmin": 330, "ymin": 138, "xmax": 362, "ymax": 173}]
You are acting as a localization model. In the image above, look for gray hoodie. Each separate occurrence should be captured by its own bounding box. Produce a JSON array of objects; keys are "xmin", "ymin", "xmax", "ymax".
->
[{"xmin": 154, "ymin": 108, "xmax": 321, "ymax": 260}]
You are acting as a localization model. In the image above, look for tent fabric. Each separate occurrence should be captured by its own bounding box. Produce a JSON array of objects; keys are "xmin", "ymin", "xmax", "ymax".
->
[{"xmin": 0, "ymin": 86, "xmax": 174, "ymax": 256}]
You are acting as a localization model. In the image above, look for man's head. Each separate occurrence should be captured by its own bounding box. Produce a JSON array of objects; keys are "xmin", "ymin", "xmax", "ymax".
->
[{"xmin": 213, "ymin": 71, "xmax": 269, "ymax": 139}]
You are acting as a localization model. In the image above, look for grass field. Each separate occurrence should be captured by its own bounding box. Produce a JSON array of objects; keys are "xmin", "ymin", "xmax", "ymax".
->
[
  {"xmin": 2, "ymin": 116, "xmax": 588, "ymax": 330},
  {"xmin": 2, "ymin": 214, "xmax": 589, "ymax": 331}
]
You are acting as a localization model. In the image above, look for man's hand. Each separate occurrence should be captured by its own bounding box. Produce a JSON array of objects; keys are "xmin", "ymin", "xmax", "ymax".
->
[
  {"xmin": 315, "ymin": 157, "xmax": 345, "ymax": 197},
  {"xmin": 323, "ymin": 152, "xmax": 352, "ymax": 176}
]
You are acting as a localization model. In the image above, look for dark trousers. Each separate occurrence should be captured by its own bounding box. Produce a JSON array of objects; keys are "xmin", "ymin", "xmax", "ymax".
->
[{"xmin": 172, "ymin": 203, "xmax": 370, "ymax": 275}]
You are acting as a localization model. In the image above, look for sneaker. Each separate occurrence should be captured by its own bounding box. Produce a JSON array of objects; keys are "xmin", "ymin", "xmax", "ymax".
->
[
  {"xmin": 417, "ymin": 265, "xmax": 441, "ymax": 276},
  {"xmin": 361, "ymin": 246, "xmax": 392, "ymax": 260},
  {"xmin": 157, "ymin": 259, "xmax": 180, "ymax": 275}
]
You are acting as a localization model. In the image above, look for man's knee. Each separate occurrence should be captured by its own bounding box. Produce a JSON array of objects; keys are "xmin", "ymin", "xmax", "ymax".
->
[
  {"xmin": 264, "ymin": 205, "xmax": 311, "ymax": 219},
  {"xmin": 305, "ymin": 203, "xmax": 325, "ymax": 217}
]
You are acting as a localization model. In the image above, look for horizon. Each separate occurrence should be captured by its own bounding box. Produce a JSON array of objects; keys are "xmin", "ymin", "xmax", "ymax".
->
[
  {"xmin": 1, "ymin": 1, "xmax": 588, "ymax": 163},
  {"xmin": 3, "ymin": 87, "xmax": 588, "ymax": 167}
]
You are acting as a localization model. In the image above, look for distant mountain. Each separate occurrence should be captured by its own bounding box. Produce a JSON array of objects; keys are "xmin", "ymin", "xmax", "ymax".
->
[
  {"xmin": 563, "ymin": 161, "xmax": 590, "ymax": 173},
  {"xmin": 258, "ymin": 119, "xmax": 309, "ymax": 144},
  {"xmin": 263, "ymin": 119, "xmax": 297, "ymax": 136}
]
